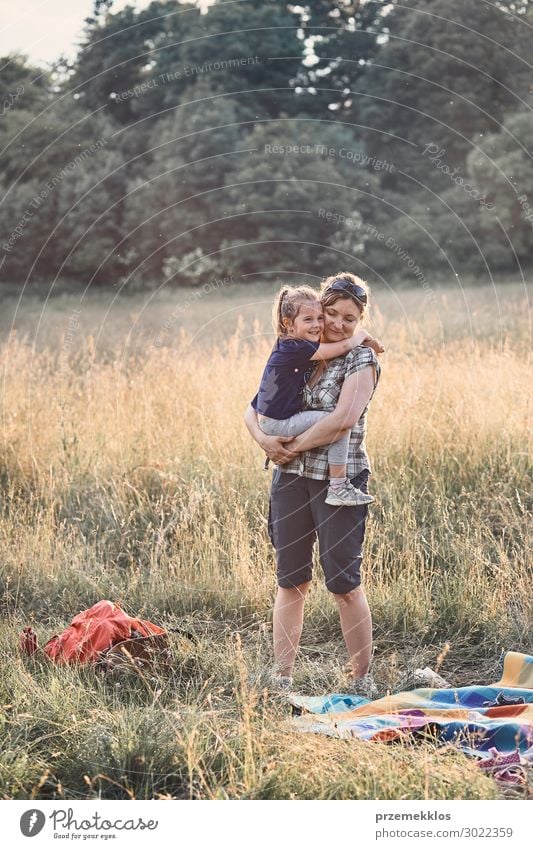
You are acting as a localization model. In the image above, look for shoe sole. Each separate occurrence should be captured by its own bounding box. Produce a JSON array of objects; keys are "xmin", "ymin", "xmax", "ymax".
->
[{"xmin": 325, "ymin": 495, "xmax": 375, "ymax": 506}]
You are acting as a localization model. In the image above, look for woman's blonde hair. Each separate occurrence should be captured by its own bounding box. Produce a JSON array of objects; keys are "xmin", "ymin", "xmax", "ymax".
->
[
  {"xmin": 272, "ymin": 284, "xmax": 320, "ymax": 336},
  {"xmin": 320, "ymin": 271, "xmax": 370, "ymax": 319}
]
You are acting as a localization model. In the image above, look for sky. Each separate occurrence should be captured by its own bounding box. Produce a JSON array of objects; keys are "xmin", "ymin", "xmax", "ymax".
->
[{"xmin": 0, "ymin": 0, "xmax": 202, "ymax": 67}]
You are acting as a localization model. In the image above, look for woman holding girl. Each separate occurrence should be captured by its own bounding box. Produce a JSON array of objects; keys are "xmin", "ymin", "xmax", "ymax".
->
[{"xmin": 244, "ymin": 272, "xmax": 382, "ymax": 695}]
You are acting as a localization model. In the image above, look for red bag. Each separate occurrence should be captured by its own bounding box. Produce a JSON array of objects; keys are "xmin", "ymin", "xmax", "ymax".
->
[{"xmin": 19, "ymin": 600, "xmax": 166, "ymax": 665}]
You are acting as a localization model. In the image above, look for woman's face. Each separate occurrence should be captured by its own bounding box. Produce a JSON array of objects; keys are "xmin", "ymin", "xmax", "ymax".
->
[{"xmin": 321, "ymin": 295, "xmax": 363, "ymax": 342}]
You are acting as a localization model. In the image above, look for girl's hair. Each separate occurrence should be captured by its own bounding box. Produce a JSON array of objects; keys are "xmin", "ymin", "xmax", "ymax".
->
[
  {"xmin": 320, "ymin": 271, "xmax": 370, "ymax": 319},
  {"xmin": 272, "ymin": 284, "xmax": 320, "ymax": 336}
]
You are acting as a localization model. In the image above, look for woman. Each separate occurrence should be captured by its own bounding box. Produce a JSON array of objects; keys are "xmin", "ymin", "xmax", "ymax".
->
[{"xmin": 244, "ymin": 272, "xmax": 381, "ymax": 695}]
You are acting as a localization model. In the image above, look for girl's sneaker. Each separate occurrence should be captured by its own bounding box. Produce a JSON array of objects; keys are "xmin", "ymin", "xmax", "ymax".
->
[{"xmin": 325, "ymin": 481, "xmax": 374, "ymax": 507}]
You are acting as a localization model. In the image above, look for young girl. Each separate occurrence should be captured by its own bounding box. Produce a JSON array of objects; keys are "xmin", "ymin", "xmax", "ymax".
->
[{"xmin": 250, "ymin": 284, "xmax": 383, "ymax": 506}]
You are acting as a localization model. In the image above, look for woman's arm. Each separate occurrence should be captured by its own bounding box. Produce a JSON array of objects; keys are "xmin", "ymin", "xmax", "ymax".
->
[
  {"xmin": 243, "ymin": 405, "xmax": 300, "ymax": 463},
  {"xmin": 288, "ymin": 366, "xmax": 377, "ymax": 452}
]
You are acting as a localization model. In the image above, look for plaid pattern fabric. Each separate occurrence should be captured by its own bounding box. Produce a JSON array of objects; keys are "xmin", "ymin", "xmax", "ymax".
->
[
  {"xmin": 279, "ymin": 346, "xmax": 381, "ymax": 481},
  {"xmin": 289, "ymin": 651, "xmax": 533, "ymax": 760}
]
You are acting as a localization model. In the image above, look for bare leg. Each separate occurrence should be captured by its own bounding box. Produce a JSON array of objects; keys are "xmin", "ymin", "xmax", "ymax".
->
[
  {"xmin": 332, "ymin": 586, "xmax": 372, "ymax": 678},
  {"xmin": 272, "ymin": 582, "xmax": 312, "ymax": 677}
]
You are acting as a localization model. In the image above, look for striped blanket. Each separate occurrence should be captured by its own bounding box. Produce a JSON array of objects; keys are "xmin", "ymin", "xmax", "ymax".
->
[{"xmin": 290, "ymin": 652, "xmax": 533, "ymax": 764}]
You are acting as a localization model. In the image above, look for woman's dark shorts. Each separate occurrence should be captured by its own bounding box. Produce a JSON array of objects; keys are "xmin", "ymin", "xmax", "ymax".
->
[{"xmin": 267, "ymin": 468, "xmax": 370, "ymax": 595}]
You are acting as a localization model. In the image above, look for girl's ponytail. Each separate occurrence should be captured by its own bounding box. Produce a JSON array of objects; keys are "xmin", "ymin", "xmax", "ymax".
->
[{"xmin": 272, "ymin": 286, "xmax": 291, "ymax": 336}]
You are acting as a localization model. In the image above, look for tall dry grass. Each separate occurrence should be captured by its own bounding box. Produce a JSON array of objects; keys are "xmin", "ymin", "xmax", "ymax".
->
[{"xmin": 0, "ymin": 280, "xmax": 531, "ymax": 799}]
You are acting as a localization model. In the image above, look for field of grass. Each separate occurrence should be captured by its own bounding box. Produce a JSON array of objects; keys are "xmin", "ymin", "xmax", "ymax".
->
[{"xmin": 0, "ymin": 278, "xmax": 531, "ymax": 800}]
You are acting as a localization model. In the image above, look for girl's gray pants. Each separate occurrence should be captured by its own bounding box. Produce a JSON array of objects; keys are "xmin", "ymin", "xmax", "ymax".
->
[{"xmin": 258, "ymin": 410, "xmax": 349, "ymax": 466}]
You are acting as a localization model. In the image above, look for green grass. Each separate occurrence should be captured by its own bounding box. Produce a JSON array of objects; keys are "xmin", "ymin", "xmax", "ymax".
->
[{"xmin": 0, "ymin": 279, "xmax": 531, "ymax": 799}]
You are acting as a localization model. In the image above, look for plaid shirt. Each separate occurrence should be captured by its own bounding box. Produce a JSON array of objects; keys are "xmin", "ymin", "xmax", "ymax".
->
[{"xmin": 278, "ymin": 346, "xmax": 381, "ymax": 481}]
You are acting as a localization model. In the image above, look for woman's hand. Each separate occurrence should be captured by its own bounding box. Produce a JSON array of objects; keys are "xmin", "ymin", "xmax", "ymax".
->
[
  {"xmin": 261, "ymin": 434, "xmax": 299, "ymax": 464},
  {"xmin": 244, "ymin": 404, "xmax": 300, "ymax": 463}
]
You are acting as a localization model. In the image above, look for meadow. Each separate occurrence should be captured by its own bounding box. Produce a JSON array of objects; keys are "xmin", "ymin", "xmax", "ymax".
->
[{"xmin": 0, "ymin": 277, "xmax": 531, "ymax": 800}]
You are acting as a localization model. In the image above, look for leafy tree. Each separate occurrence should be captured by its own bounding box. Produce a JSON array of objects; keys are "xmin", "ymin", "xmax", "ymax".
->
[
  {"xmin": 355, "ymin": 0, "xmax": 532, "ymax": 186},
  {"xmin": 121, "ymin": 77, "xmax": 243, "ymax": 282},
  {"xmin": 121, "ymin": 111, "xmax": 381, "ymax": 284},
  {"xmin": 150, "ymin": 0, "xmax": 307, "ymax": 120},
  {"xmin": 364, "ymin": 107, "xmax": 533, "ymax": 282},
  {"xmin": 0, "ymin": 55, "xmax": 57, "ymax": 184},
  {"xmin": 297, "ymin": 1, "xmax": 389, "ymax": 115},
  {"xmin": 0, "ymin": 53, "xmax": 52, "ymax": 116},
  {"xmin": 69, "ymin": 0, "xmax": 307, "ymax": 128},
  {"xmin": 0, "ymin": 115, "xmax": 124, "ymax": 285},
  {"xmin": 466, "ymin": 108, "xmax": 533, "ymax": 268},
  {"xmin": 210, "ymin": 117, "xmax": 380, "ymax": 279},
  {"xmin": 0, "ymin": 92, "xmax": 113, "ymax": 189},
  {"xmin": 69, "ymin": 1, "xmax": 186, "ymax": 124},
  {"xmin": 0, "ymin": 49, "xmax": 124, "ymax": 285},
  {"xmin": 3, "ymin": 0, "xmax": 532, "ymax": 287}
]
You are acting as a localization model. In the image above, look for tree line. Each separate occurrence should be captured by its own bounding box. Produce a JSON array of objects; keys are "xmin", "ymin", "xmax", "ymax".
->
[{"xmin": 1, "ymin": 0, "xmax": 531, "ymax": 290}]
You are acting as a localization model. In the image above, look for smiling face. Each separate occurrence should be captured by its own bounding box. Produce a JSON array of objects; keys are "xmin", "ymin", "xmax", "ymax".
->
[
  {"xmin": 321, "ymin": 295, "xmax": 363, "ymax": 342},
  {"xmin": 283, "ymin": 300, "xmax": 324, "ymax": 342}
]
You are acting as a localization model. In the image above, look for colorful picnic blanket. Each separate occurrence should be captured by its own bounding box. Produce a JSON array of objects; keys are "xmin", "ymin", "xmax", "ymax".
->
[{"xmin": 290, "ymin": 651, "xmax": 533, "ymax": 760}]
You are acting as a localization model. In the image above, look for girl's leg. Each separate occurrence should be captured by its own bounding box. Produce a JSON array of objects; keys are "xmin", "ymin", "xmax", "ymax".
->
[
  {"xmin": 259, "ymin": 410, "xmax": 330, "ymax": 438},
  {"xmin": 332, "ymin": 586, "xmax": 373, "ymax": 678},
  {"xmin": 326, "ymin": 436, "xmax": 374, "ymax": 506},
  {"xmin": 260, "ymin": 412, "xmax": 351, "ymax": 480},
  {"xmin": 272, "ymin": 582, "xmax": 312, "ymax": 677},
  {"xmin": 326, "ymin": 429, "xmax": 350, "ymax": 479}
]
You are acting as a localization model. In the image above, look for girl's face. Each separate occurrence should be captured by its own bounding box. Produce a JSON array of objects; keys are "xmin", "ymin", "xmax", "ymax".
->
[
  {"xmin": 321, "ymin": 296, "xmax": 362, "ymax": 342},
  {"xmin": 285, "ymin": 300, "xmax": 324, "ymax": 341}
]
